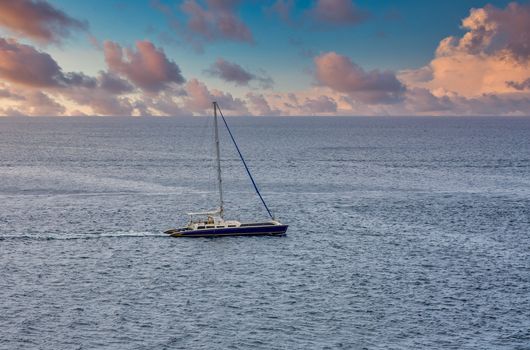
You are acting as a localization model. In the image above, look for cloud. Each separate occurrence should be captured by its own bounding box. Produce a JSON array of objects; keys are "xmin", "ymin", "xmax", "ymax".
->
[
  {"xmin": 0, "ymin": 38, "xmax": 139, "ymax": 116},
  {"xmin": 66, "ymin": 91, "xmax": 136, "ymax": 116},
  {"xmin": 397, "ymin": 66, "xmax": 433, "ymax": 85},
  {"xmin": 2, "ymin": 90, "xmax": 66, "ymax": 116},
  {"xmin": 309, "ymin": 0, "xmax": 368, "ymax": 26},
  {"xmin": 246, "ymin": 92, "xmax": 281, "ymax": 115},
  {"xmin": 401, "ymin": 3, "xmax": 530, "ymax": 100},
  {"xmin": 0, "ymin": 37, "xmax": 250, "ymax": 117},
  {"xmin": 97, "ymin": 71, "xmax": 135, "ymax": 94},
  {"xmin": 0, "ymin": 0, "xmax": 88, "ymax": 44},
  {"xmin": 175, "ymin": 0, "xmax": 254, "ymax": 48},
  {"xmin": 0, "ymin": 86, "xmax": 24, "ymax": 100},
  {"xmin": 4, "ymin": 1, "xmax": 530, "ymax": 117},
  {"xmin": 0, "ymin": 88, "xmax": 12, "ymax": 98},
  {"xmin": 25, "ymin": 91, "xmax": 65, "ymax": 115},
  {"xmin": 0, "ymin": 38, "xmax": 65, "ymax": 87},
  {"xmin": 0, "ymin": 37, "xmax": 99, "ymax": 91},
  {"xmin": 403, "ymin": 88, "xmax": 452, "ymax": 114},
  {"xmin": 448, "ymin": 3, "xmax": 530, "ymax": 62},
  {"xmin": 0, "ymin": 106, "xmax": 25, "ymax": 116},
  {"xmin": 506, "ymin": 78, "xmax": 530, "ymax": 91},
  {"xmin": 207, "ymin": 58, "xmax": 253, "ymax": 85},
  {"xmin": 142, "ymin": 89, "xmax": 190, "ymax": 116},
  {"xmin": 252, "ymin": 86, "xmax": 359, "ymax": 116},
  {"xmin": 184, "ymin": 78, "xmax": 248, "ymax": 114},
  {"xmin": 206, "ymin": 58, "xmax": 273, "ymax": 88},
  {"xmin": 303, "ymin": 95, "xmax": 337, "ymax": 113},
  {"xmin": 314, "ymin": 52, "xmax": 405, "ymax": 104},
  {"xmin": 103, "ymin": 40, "xmax": 185, "ymax": 92}
]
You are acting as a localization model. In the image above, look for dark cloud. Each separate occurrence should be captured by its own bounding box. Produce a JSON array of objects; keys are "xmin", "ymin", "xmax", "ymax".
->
[
  {"xmin": 98, "ymin": 71, "xmax": 135, "ymax": 94},
  {"xmin": 0, "ymin": 0, "xmax": 88, "ymax": 44},
  {"xmin": 63, "ymin": 72, "xmax": 97, "ymax": 88},
  {"xmin": 207, "ymin": 58, "xmax": 253, "ymax": 85},
  {"xmin": 506, "ymin": 78, "xmax": 530, "ymax": 91},
  {"xmin": 0, "ymin": 38, "xmax": 99, "ymax": 89},
  {"xmin": 0, "ymin": 38, "xmax": 64, "ymax": 87},
  {"xmin": 206, "ymin": 58, "xmax": 274, "ymax": 89}
]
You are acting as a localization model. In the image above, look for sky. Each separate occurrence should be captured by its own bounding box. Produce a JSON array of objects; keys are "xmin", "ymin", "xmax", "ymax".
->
[{"xmin": 0, "ymin": 0, "xmax": 529, "ymax": 116}]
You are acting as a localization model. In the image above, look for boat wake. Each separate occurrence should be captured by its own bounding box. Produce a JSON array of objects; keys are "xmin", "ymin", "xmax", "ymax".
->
[{"xmin": 0, "ymin": 231, "xmax": 167, "ymax": 241}]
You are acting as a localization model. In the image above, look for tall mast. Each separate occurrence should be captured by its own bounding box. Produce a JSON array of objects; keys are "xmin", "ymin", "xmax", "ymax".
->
[
  {"xmin": 213, "ymin": 101, "xmax": 224, "ymax": 218},
  {"xmin": 216, "ymin": 104, "xmax": 275, "ymax": 220}
]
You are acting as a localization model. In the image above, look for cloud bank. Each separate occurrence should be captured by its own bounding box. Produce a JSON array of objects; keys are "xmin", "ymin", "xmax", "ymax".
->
[{"xmin": 1, "ymin": 1, "xmax": 530, "ymax": 116}]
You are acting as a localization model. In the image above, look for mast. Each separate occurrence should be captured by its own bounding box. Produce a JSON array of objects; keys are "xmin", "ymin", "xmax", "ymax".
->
[
  {"xmin": 213, "ymin": 101, "xmax": 224, "ymax": 218},
  {"xmin": 216, "ymin": 104, "xmax": 275, "ymax": 220}
]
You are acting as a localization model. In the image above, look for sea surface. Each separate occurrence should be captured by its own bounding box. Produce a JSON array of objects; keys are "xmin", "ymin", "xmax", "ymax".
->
[{"xmin": 1, "ymin": 116, "xmax": 529, "ymax": 349}]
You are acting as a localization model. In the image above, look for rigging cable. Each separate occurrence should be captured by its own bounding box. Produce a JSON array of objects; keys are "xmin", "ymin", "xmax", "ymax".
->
[{"xmin": 217, "ymin": 105, "xmax": 275, "ymax": 220}]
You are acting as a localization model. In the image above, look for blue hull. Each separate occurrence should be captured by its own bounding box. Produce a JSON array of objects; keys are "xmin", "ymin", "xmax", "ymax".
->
[{"xmin": 165, "ymin": 224, "xmax": 288, "ymax": 238}]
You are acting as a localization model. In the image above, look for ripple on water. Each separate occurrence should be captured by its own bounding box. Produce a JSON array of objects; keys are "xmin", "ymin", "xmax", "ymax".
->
[{"xmin": 1, "ymin": 117, "xmax": 530, "ymax": 349}]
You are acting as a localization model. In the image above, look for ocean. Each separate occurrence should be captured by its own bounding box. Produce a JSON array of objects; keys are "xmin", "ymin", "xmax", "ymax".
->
[{"xmin": 1, "ymin": 116, "xmax": 529, "ymax": 349}]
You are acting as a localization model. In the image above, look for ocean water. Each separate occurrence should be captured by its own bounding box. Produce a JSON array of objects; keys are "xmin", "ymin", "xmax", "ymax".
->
[{"xmin": 1, "ymin": 116, "xmax": 529, "ymax": 349}]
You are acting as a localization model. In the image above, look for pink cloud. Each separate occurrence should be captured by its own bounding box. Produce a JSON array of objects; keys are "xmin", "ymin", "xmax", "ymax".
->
[
  {"xmin": 179, "ymin": 0, "xmax": 252, "ymax": 48},
  {"xmin": 453, "ymin": 3, "xmax": 530, "ymax": 61},
  {"xmin": 184, "ymin": 78, "xmax": 247, "ymax": 114},
  {"xmin": 0, "ymin": 0, "xmax": 87, "ymax": 44},
  {"xmin": 104, "ymin": 40, "xmax": 185, "ymax": 93},
  {"xmin": 314, "ymin": 52, "xmax": 405, "ymax": 104},
  {"xmin": 0, "ymin": 38, "xmax": 63, "ymax": 87},
  {"xmin": 400, "ymin": 3, "xmax": 530, "ymax": 100},
  {"xmin": 309, "ymin": 0, "xmax": 368, "ymax": 25},
  {"xmin": 0, "ymin": 38, "xmax": 142, "ymax": 116}
]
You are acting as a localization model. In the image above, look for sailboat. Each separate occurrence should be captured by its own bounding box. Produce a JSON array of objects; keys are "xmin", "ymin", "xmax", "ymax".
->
[{"xmin": 164, "ymin": 102, "xmax": 288, "ymax": 238}]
